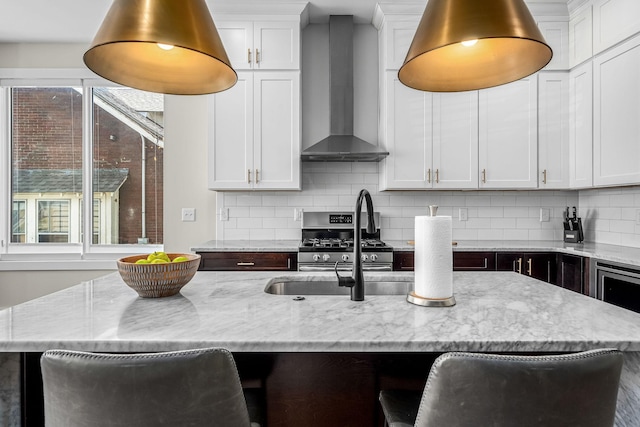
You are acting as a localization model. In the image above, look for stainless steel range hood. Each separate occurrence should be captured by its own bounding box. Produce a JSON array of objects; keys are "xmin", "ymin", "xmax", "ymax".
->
[{"xmin": 301, "ymin": 16, "xmax": 388, "ymax": 162}]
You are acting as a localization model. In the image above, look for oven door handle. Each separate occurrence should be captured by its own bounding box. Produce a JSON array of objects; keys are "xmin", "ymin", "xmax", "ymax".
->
[
  {"xmin": 362, "ymin": 265, "xmax": 393, "ymax": 271},
  {"xmin": 299, "ymin": 265, "xmax": 352, "ymax": 272}
]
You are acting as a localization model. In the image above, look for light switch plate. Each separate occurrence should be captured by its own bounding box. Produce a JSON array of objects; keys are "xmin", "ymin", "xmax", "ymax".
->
[
  {"xmin": 181, "ymin": 208, "xmax": 196, "ymax": 222},
  {"xmin": 459, "ymin": 208, "xmax": 468, "ymax": 221},
  {"xmin": 219, "ymin": 208, "xmax": 229, "ymax": 221},
  {"xmin": 540, "ymin": 208, "xmax": 550, "ymax": 222},
  {"xmin": 294, "ymin": 208, "xmax": 303, "ymax": 221}
]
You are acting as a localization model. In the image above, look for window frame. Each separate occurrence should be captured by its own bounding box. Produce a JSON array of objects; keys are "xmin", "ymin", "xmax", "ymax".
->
[{"xmin": 0, "ymin": 71, "xmax": 163, "ymax": 267}]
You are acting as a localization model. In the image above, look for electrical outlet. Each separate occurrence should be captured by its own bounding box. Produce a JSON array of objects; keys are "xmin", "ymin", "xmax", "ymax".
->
[
  {"xmin": 459, "ymin": 208, "xmax": 468, "ymax": 221},
  {"xmin": 181, "ymin": 208, "xmax": 196, "ymax": 222},
  {"xmin": 540, "ymin": 208, "xmax": 550, "ymax": 222},
  {"xmin": 219, "ymin": 208, "xmax": 229, "ymax": 221},
  {"xmin": 294, "ymin": 208, "xmax": 303, "ymax": 221}
]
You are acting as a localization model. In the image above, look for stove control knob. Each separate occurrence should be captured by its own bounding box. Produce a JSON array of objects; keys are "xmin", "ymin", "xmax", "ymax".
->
[
  {"xmin": 322, "ymin": 254, "xmax": 331, "ymax": 262},
  {"xmin": 312, "ymin": 254, "xmax": 321, "ymax": 262},
  {"xmin": 370, "ymin": 254, "xmax": 378, "ymax": 262},
  {"xmin": 341, "ymin": 254, "xmax": 350, "ymax": 262},
  {"xmin": 361, "ymin": 254, "xmax": 369, "ymax": 262}
]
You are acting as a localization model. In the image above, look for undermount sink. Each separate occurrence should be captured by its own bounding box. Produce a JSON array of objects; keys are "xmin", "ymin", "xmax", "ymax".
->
[{"xmin": 264, "ymin": 279, "xmax": 413, "ymax": 296}]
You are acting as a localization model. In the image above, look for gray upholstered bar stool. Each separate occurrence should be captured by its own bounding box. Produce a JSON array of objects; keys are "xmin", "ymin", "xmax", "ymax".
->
[
  {"xmin": 41, "ymin": 347, "xmax": 263, "ymax": 427},
  {"xmin": 379, "ymin": 348, "xmax": 623, "ymax": 427}
]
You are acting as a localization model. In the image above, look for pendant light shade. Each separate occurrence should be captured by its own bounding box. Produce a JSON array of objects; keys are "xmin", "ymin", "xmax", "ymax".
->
[
  {"xmin": 84, "ymin": 0, "xmax": 237, "ymax": 95},
  {"xmin": 398, "ymin": 0, "xmax": 553, "ymax": 92}
]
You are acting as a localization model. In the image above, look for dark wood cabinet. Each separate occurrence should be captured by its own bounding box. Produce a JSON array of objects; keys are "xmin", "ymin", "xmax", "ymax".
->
[
  {"xmin": 197, "ymin": 251, "xmax": 297, "ymax": 271},
  {"xmin": 496, "ymin": 252, "xmax": 557, "ymax": 284},
  {"xmin": 393, "ymin": 251, "xmax": 414, "ymax": 271},
  {"xmin": 557, "ymin": 254, "xmax": 589, "ymax": 295},
  {"xmin": 453, "ymin": 252, "xmax": 496, "ymax": 271}
]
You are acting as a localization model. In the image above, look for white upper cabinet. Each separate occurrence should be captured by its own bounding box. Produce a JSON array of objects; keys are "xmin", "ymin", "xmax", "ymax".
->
[
  {"xmin": 569, "ymin": 4, "xmax": 593, "ymax": 67},
  {"xmin": 593, "ymin": 34, "xmax": 640, "ymax": 186},
  {"xmin": 378, "ymin": 74, "xmax": 478, "ymax": 191},
  {"xmin": 478, "ymin": 77, "xmax": 539, "ymax": 189},
  {"xmin": 431, "ymin": 92, "xmax": 479, "ymax": 189},
  {"xmin": 379, "ymin": 19, "xmax": 420, "ymax": 70},
  {"xmin": 592, "ymin": 0, "xmax": 640, "ymax": 54},
  {"xmin": 379, "ymin": 73, "xmax": 431, "ymax": 190},
  {"xmin": 538, "ymin": 72, "xmax": 570, "ymax": 189},
  {"xmin": 209, "ymin": 71, "xmax": 301, "ymax": 191},
  {"xmin": 569, "ymin": 61, "xmax": 593, "ymax": 188},
  {"xmin": 217, "ymin": 21, "xmax": 300, "ymax": 70},
  {"xmin": 539, "ymin": 21, "xmax": 569, "ymax": 70}
]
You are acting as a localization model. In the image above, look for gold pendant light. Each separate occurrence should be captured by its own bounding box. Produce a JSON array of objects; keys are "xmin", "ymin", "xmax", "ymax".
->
[
  {"xmin": 84, "ymin": 0, "xmax": 237, "ymax": 95},
  {"xmin": 398, "ymin": 0, "xmax": 553, "ymax": 92}
]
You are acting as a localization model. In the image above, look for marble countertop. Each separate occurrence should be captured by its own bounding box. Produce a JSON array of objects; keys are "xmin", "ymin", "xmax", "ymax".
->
[
  {"xmin": 193, "ymin": 239, "xmax": 640, "ymax": 267},
  {"xmin": 2, "ymin": 270, "xmax": 640, "ymax": 354}
]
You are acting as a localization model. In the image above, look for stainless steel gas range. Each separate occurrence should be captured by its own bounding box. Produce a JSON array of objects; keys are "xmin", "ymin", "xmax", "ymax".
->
[{"xmin": 298, "ymin": 211, "xmax": 393, "ymax": 272}]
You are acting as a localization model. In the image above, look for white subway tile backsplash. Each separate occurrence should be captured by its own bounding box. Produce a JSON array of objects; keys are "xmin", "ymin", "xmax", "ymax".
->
[{"xmin": 216, "ymin": 162, "xmax": 640, "ymax": 246}]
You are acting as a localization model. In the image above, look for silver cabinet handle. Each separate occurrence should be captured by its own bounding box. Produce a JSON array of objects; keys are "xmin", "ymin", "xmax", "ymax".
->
[
  {"xmin": 256, "ymin": 48, "xmax": 260, "ymax": 63},
  {"xmin": 427, "ymin": 168, "xmax": 431, "ymax": 183},
  {"xmin": 248, "ymin": 48, "xmax": 252, "ymax": 64},
  {"xmin": 542, "ymin": 169, "xmax": 547, "ymax": 184},
  {"xmin": 435, "ymin": 169, "xmax": 439, "ymax": 184},
  {"xmin": 527, "ymin": 258, "xmax": 532, "ymax": 276},
  {"xmin": 481, "ymin": 168, "xmax": 486, "ymax": 184},
  {"xmin": 516, "ymin": 257, "xmax": 522, "ymax": 274},
  {"xmin": 255, "ymin": 169, "xmax": 259, "ymax": 183},
  {"xmin": 247, "ymin": 169, "xmax": 251, "ymax": 183},
  {"xmin": 237, "ymin": 262, "xmax": 255, "ymax": 266}
]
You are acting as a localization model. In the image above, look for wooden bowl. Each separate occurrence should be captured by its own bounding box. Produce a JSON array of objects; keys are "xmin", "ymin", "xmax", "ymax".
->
[{"xmin": 116, "ymin": 253, "xmax": 201, "ymax": 298}]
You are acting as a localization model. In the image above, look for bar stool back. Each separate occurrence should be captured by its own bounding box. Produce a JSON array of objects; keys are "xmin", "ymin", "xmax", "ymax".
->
[
  {"xmin": 41, "ymin": 347, "xmax": 260, "ymax": 427},
  {"xmin": 379, "ymin": 348, "xmax": 623, "ymax": 427}
]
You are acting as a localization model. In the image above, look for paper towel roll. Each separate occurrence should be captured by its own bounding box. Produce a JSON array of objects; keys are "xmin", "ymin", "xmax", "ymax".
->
[{"xmin": 414, "ymin": 216, "xmax": 453, "ymax": 299}]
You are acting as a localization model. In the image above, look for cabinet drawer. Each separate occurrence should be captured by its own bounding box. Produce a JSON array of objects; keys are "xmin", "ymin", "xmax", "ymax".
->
[
  {"xmin": 197, "ymin": 252, "xmax": 297, "ymax": 271},
  {"xmin": 453, "ymin": 252, "xmax": 496, "ymax": 271}
]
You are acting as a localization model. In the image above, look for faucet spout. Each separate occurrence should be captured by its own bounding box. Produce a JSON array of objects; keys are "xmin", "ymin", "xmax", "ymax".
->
[{"xmin": 352, "ymin": 189, "xmax": 375, "ymax": 301}]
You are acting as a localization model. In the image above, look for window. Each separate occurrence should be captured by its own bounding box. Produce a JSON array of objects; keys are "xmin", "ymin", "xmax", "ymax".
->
[
  {"xmin": 11, "ymin": 200, "xmax": 25, "ymax": 243},
  {"xmin": 37, "ymin": 200, "xmax": 70, "ymax": 243},
  {"xmin": 2, "ymin": 77, "xmax": 164, "ymax": 259}
]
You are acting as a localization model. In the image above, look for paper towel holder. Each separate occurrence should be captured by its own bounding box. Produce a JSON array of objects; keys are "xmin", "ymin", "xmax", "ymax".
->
[{"xmin": 407, "ymin": 291, "xmax": 456, "ymax": 307}]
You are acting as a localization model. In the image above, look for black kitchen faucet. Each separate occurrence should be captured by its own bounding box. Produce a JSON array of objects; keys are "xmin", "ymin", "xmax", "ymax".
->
[{"xmin": 335, "ymin": 188, "xmax": 376, "ymax": 301}]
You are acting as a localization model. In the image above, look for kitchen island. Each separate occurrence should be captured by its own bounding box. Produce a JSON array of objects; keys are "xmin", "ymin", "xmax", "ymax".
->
[{"xmin": 1, "ymin": 270, "xmax": 639, "ymax": 426}]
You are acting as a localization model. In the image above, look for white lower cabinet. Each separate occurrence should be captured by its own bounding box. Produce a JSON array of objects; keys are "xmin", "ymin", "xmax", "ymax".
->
[
  {"xmin": 593, "ymin": 34, "xmax": 640, "ymax": 186},
  {"xmin": 538, "ymin": 72, "xmax": 570, "ymax": 189},
  {"xmin": 478, "ymin": 77, "xmax": 539, "ymax": 189},
  {"xmin": 208, "ymin": 71, "xmax": 300, "ymax": 190},
  {"xmin": 569, "ymin": 61, "xmax": 594, "ymax": 188},
  {"xmin": 379, "ymin": 73, "xmax": 478, "ymax": 190}
]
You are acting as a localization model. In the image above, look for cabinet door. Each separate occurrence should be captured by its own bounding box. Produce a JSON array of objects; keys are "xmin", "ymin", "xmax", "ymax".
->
[
  {"xmin": 254, "ymin": 22, "xmax": 300, "ymax": 69},
  {"xmin": 569, "ymin": 5, "xmax": 593, "ymax": 67},
  {"xmin": 217, "ymin": 21, "xmax": 254, "ymax": 70},
  {"xmin": 432, "ymin": 92, "xmax": 479, "ymax": 189},
  {"xmin": 381, "ymin": 19, "xmax": 420, "ymax": 70},
  {"xmin": 538, "ymin": 21, "xmax": 569, "ymax": 70},
  {"xmin": 479, "ymin": 77, "xmax": 538, "ymax": 189},
  {"xmin": 538, "ymin": 72, "xmax": 570, "ymax": 189},
  {"xmin": 496, "ymin": 253, "xmax": 524, "ymax": 273},
  {"xmin": 592, "ymin": 0, "xmax": 640, "ymax": 54},
  {"xmin": 380, "ymin": 73, "xmax": 431, "ymax": 190},
  {"xmin": 569, "ymin": 61, "xmax": 593, "ymax": 188},
  {"xmin": 525, "ymin": 253, "xmax": 557, "ymax": 284},
  {"xmin": 208, "ymin": 72, "xmax": 254, "ymax": 190},
  {"xmin": 253, "ymin": 72, "xmax": 301, "ymax": 189},
  {"xmin": 557, "ymin": 254, "xmax": 585, "ymax": 294},
  {"xmin": 594, "ymin": 34, "xmax": 640, "ymax": 186}
]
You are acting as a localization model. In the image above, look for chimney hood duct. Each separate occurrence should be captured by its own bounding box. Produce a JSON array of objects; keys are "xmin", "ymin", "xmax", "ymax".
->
[{"xmin": 301, "ymin": 16, "xmax": 388, "ymax": 162}]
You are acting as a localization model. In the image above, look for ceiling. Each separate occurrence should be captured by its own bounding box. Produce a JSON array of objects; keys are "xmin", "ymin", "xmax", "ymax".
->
[{"xmin": 0, "ymin": 0, "xmax": 569, "ymax": 44}]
